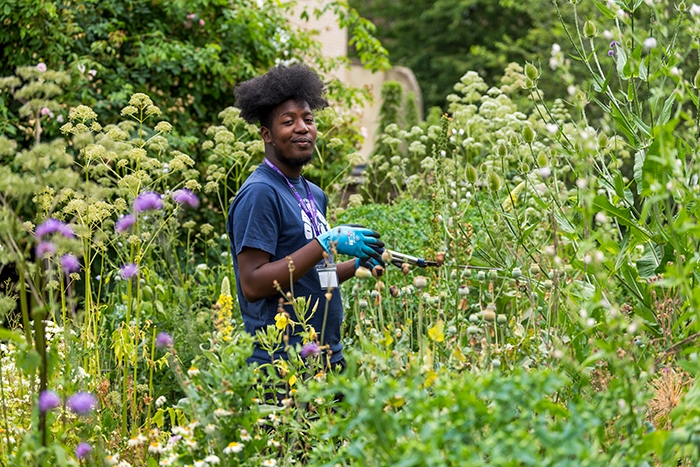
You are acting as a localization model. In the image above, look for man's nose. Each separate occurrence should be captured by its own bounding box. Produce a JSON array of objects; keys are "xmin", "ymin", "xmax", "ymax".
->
[{"xmin": 294, "ymin": 120, "xmax": 309, "ymax": 133}]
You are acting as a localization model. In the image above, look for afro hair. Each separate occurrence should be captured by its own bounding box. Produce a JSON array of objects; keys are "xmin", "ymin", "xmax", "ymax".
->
[{"xmin": 234, "ymin": 63, "xmax": 329, "ymax": 127}]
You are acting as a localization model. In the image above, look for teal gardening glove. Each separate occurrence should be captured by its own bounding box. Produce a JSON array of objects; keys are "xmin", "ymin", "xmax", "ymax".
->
[{"xmin": 316, "ymin": 226, "xmax": 384, "ymax": 261}]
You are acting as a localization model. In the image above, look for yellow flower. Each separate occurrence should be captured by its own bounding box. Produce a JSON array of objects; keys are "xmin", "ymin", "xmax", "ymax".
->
[
  {"xmin": 289, "ymin": 374, "xmax": 297, "ymax": 387},
  {"xmin": 275, "ymin": 312, "xmax": 290, "ymax": 330},
  {"xmin": 428, "ymin": 319, "xmax": 445, "ymax": 343}
]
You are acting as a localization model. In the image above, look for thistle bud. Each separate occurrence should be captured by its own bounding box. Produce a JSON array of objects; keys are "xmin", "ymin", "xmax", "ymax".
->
[
  {"xmin": 597, "ymin": 133, "xmax": 608, "ymax": 149},
  {"xmin": 497, "ymin": 143, "xmax": 508, "ymax": 158},
  {"xmin": 583, "ymin": 20, "xmax": 597, "ymax": 38},
  {"xmin": 487, "ymin": 171, "xmax": 502, "ymax": 192},
  {"xmin": 524, "ymin": 63, "xmax": 539, "ymax": 81},
  {"xmin": 522, "ymin": 125, "xmax": 535, "ymax": 143},
  {"xmin": 537, "ymin": 151, "xmax": 549, "ymax": 168},
  {"xmin": 465, "ymin": 164, "xmax": 478, "ymax": 184}
]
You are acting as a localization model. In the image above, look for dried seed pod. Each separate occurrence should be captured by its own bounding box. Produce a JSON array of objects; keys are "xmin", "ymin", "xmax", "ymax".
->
[
  {"xmin": 435, "ymin": 252, "xmax": 445, "ymax": 266},
  {"xmin": 389, "ymin": 285, "xmax": 400, "ymax": 297},
  {"xmin": 413, "ymin": 276, "xmax": 427, "ymax": 289},
  {"xmin": 355, "ymin": 267, "xmax": 372, "ymax": 279},
  {"xmin": 372, "ymin": 265, "xmax": 385, "ymax": 278},
  {"xmin": 381, "ymin": 249, "xmax": 392, "ymax": 264},
  {"xmin": 401, "ymin": 263, "xmax": 411, "ymax": 275}
]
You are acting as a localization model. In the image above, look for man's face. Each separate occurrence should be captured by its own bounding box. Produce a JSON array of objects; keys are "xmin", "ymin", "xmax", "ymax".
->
[{"xmin": 262, "ymin": 99, "xmax": 317, "ymax": 169}]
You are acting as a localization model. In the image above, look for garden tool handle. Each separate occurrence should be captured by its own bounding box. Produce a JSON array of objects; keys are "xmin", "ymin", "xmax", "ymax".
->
[{"xmin": 386, "ymin": 249, "xmax": 437, "ymax": 268}]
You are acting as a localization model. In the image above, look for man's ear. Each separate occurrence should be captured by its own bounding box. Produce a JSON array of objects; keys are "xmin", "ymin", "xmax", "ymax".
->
[{"xmin": 260, "ymin": 126, "xmax": 272, "ymax": 144}]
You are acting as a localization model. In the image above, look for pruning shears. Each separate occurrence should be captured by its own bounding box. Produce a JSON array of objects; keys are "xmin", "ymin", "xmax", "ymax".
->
[{"xmin": 384, "ymin": 248, "xmax": 503, "ymax": 271}]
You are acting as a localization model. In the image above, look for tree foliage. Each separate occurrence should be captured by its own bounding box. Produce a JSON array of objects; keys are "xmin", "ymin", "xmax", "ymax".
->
[
  {"xmin": 0, "ymin": 0, "xmax": 388, "ymax": 150},
  {"xmin": 348, "ymin": 0, "xmax": 596, "ymax": 113}
]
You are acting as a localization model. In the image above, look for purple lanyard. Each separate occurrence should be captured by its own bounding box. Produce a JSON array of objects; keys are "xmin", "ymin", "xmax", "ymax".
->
[{"xmin": 263, "ymin": 158, "xmax": 320, "ymax": 235}]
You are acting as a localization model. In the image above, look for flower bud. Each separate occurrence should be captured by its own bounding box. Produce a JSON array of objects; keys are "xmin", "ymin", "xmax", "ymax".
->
[
  {"xmin": 467, "ymin": 325, "xmax": 479, "ymax": 335},
  {"xmin": 537, "ymin": 151, "xmax": 549, "ymax": 168},
  {"xmin": 584, "ymin": 20, "xmax": 597, "ymax": 38},
  {"xmin": 524, "ymin": 63, "xmax": 539, "ymax": 81},
  {"xmin": 522, "ymin": 125, "xmax": 535, "ymax": 143}
]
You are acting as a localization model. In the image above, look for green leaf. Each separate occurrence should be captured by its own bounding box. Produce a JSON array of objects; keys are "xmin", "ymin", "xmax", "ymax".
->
[
  {"xmin": 655, "ymin": 91, "xmax": 676, "ymax": 127},
  {"xmin": 616, "ymin": 44, "xmax": 628, "ymax": 79},
  {"xmin": 0, "ymin": 328, "xmax": 25, "ymax": 343},
  {"xmin": 636, "ymin": 243, "xmax": 662, "ymax": 279},
  {"xmin": 593, "ymin": 195, "xmax": 652, "ymax": 240},
  {"xmin": 593, "ymin": 0, "xmax": 617, "ymax": 18},
  {"xmin": 634, "ymin": 148, "xmax": 646, "ymax": 195},
  {"xmin": 618, "ymin": 263, "xmax": 653, "ymax": 319},
  {"xmin": 553, "ymin": 211, "xmax": 576, "ymax": 234}
]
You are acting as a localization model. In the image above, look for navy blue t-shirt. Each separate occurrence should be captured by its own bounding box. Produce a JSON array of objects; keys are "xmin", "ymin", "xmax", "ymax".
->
[{"xmin": 226, "ymin": 163, "xmax": 344, "ymax": 365}]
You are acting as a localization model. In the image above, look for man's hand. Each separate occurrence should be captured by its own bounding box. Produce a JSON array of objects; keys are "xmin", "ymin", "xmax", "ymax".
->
[{"xmin": 316, "ymin": 226, "xmax": 384, "ymax": 260}]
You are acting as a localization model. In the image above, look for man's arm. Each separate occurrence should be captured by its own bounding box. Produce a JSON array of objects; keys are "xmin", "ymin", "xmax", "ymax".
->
[
  {"xmin": 238, "ymin": 245, "xmax": 359, "ymax": 302},
  {"xmin": 237, "ymin": 242, "xmax": 324, "ymax": 303}
]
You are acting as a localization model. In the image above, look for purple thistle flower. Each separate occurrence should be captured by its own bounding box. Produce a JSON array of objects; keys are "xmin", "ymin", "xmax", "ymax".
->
[
  {"xmin": 36, "ymin": 218, "xmax": 74, "ymax": 238},
  {"xmin": 36, "ymin": 241, "xmax": 57, "ymax": 258},
  {"xmin": 609, "ymin": 40, "xmax": 621, "ymax": 48},
  {"xmin": 67, "ymin": 392, "xmax": 96, "ymax": 415},
  {"xmin": 120, "ymin": 263, "xmax": 139, "ymax": 279},
  {"xmin": 61, "ymin": 254, "xmax": 81, "ymax": 274},
  {"xmin": 172, "ymin": 189, "xmax": 200, "ymax": 209},
  {"xmin": 608, "ymin": 49, "xmax": 616, "ymax": 57},
  {"xmin": 75, "ymin": 442, "xmax": 92, "ymax": 459},
  {"xmin": 155, "ymin": 332, "xmax": 173, "ymax": 349},
  {"xmin": 300, "ymin": 342, "xmax": 321, "ymax": 358},
  {"xmin": 115, "ymin": 214, "xmax": 136, "ymax": 234},
  {"xmin": 38, "ymin": 390, "xmax": 61, "ymax": 413},
  {"xmin": 133, "ymin": 192, "xmax": 164, "ymax": 213}
]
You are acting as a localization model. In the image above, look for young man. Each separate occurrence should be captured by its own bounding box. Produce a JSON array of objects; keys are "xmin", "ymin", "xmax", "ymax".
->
[{"xmin": 227, "ymin": 63, "xmax": 384, "ymax": 368}]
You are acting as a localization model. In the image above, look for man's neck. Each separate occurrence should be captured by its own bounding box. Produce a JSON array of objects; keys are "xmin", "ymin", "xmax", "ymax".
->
[{"xmin": 265, "ymin": 153, "xmax": 302, "ymax": 178}]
